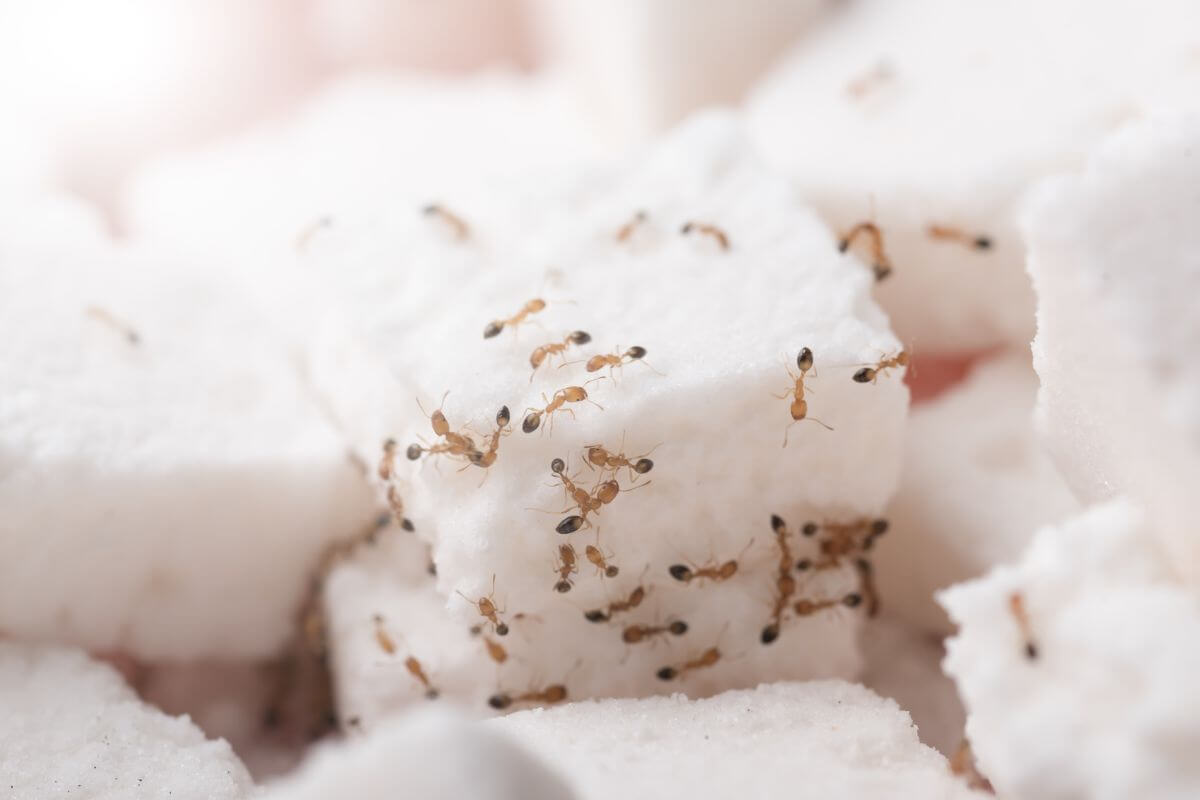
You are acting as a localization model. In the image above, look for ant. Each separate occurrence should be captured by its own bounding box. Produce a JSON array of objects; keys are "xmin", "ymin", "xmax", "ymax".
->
[
  {"xmin": 656, "ymin": 646, "xmax": 721, "ymax": 681},
  {"xmin": 407, "ymin": 392, "xmax": 479, "ymax": 462},
  {"xmin": 1009, "ymin": 592, "xmax": 1038, "ymax": 660},
  {"xmin": 586, "ymin": 544, "xmax": 619, "ymax": 578},
  {"xmin": 926, "ymin": 224, "xmax": 992, "ymax": 251},
  {"xmin": 623, "ymin": 620, "xmax": 688, "ymax": 645},
  {"xmin": 85, "ymin": 306, "xmax": 141, "ymax": 345},
  {"xmin": 680, "ymin": 221, "xmax": 730, "ymax": 251},
  {"xmin": 483, "ymin": 298, "xmax": 546, "ymax": 339},
  {"xmin": 483, "ymin": 637, "xmax": 508, "ymax": 665},
  {"xmin": 760, "ymin": 573, "xmax": 796, "ymax": 645},
  {"xmin": 294, "ymin": 215, "xmax": 332, "ymax": 251},
  {"xmin": 854, "ymin": 558, "xmax": 880, "ymax": 617},
  {"xmin": 522, "ymin": 382, "xmax": 604, "ymax": 435},
  {"xmin": 488, "ymin": 683, "xmax": 567, "ymax": 711},
  {"xmin": 467, "ymin": 406, "xmax": 511, "ymax": 469},
  {"xmin": 553, "ymin": 543, "xmax": 578, "ymax": 593},
  {"xmin": 530, "ymin": 331, "xmax": 592, "ymax": 380},
  {"xmin": 797, "ymin": 518, "xmax": 888, "ymax": 570},
  {"xmin": 372, "ymin": 613, "xmax": 396, "ymax": 654},
  {"xmin": 774, "ymin": 347, "xmax": 833, "ymax": 447},
  {"xmin": 557, "ymin": 476, "xmax": 647, "ymax": 534},
  {"xmin": 616, "ymin": 210, "xmax": 648, "ymax": 242},
  {"xmin": 459, "ymin": 576, "xmax": 509, "ymax": 636},
  {"xmin": 837, "ymin": 221, "xmax": 892, "ymax": 281},
  {"xmin": 385, "ymin": 486, "xmax": 414, "ymax": 532},
  {"xmin": 852, "ymin": 350, "xmax": 909, "ymax": 384},
  {"xmin": 583, "ymin": 439, "xmax": 656, "ymax": 482},
  {"xmin": 584, "ymin": 585, "xmax": 646, "ymax": 623},
  {"xmin": 793, "ymin": 593, "xmax": 863, "ymax": 617},
  {"xmin": 572, "ymin": 346, "xmax": 661, "ymax": 381},
  {"xmin": 542, "ymin": 457, "xmax": 602, "ymax": 534},
  {"xmin": 404, "ymin": 656, "xmax": 439, "ymax": 700},
  {"xmin": 422, "ymin": 203, "xmax": 469, "ymax": 240},
  {"xmin": 378, "ymin": 439, "xmax": 398, "ymax": 481},
  {"xmin": 668, "ymin": 559, "xmax": 738, "ymax": 584}
]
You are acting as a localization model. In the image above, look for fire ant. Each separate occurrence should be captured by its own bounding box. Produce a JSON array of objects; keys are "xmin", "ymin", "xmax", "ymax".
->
[
  {"xmin": 483, "ymin": 637, "xmax": 508, "ymax": 665},
  {"xmin": 372, "ymin": 614, "xmax": 396, "ymax": 654},
  {"xmin": 483, "ymin": 298, "xmax": 546, "ymax": 339},
  {"xmin": 422, "ymin": 203, "xmax": 469, "ymax": 241},
  {"xmin": 838, "ymin": 221, "xmax": 892, "ymax": 281},
  {"xmin": 586, "ymin": 544, "xmax": 619, "ymax": 578},
  {"xmin": 553, "ymin": 543, "xmax": 578, "ymax": 593},
  {"xmin": 572, "ymin": 346, "xmax": 662, "ymax": 381},
  {"xmin": 852, "ymin": 350, "xmax": 909, "ymax": 384},
  {"xmin": 926, "ymin": 224, "xmax": 992, "ymax": 251},
  {"xmin": 488, "ymin": 683, "xmax": 567, "ymax": 711},
  {"xmin": 85, "ymin": 306, "xmax": 141, "ymax": 345},
  {"xmin": 623, "ymin": 620, "xmax": 688, "ymax": 645},
  {"xmin": 616, "ymin": 210, "xmax": 648, "ymax": 242},
  {"xmin": 656, "ymin": 646, "xmax": 721, "ymax": 681},
  {"xmin": 466, "ymin": 406, "xmax": 511, "ymax": 469},
  {"xmin": 530, "ymin": 331, "xmax": 592, "ymax": 380},
  {"xmin": 583, "ymin": 439, "xmax": 656, "ymax": 482},
  {"xmin": 459, "ymin": 576, "xmax": 509, "ymax": 636},
  {"xmin": 522, "ymin": 382, "xmax": 604, "ymax": 435},
  {"xmin": 1009, "ymin": 592, "xmax": 1038, "ymax": 660},
  {"xmin": 404, "ymin": 656, "xmax": 439, "ymax": 700},
  {"xmin": 680, "ymin": 221, "xmax": 730, "ymax": 251},
  {"xmin": 774, "ymin": 347, "xmax": 833, "ymax": 447},
  {"xmin": 584, "ymin": 585, "xmax": 646, "ymax": 623}
]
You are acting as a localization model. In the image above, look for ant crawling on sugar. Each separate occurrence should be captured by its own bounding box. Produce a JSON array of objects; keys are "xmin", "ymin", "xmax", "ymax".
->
[
  {"xmin": 584, "ymin": 584, "xmax": 646, "ymax": 623},
  {"xmin": 762, "ymin": 514, "xmax": 799, "ymax": 644},
  {"xmin": 623, "ymin": 619, "xmax": 688, "ymax": 645},
  {"xmin": 459, "ymin": 575, "xmax": 509, "ymax": 636},
  {"xmin": 838, "ymin": 221, "xmax": 892, "ymax": 281},
  {"xmin": 422, "ymin": 203, "xmax": 470, "ymax": 241},
  {"xmin": 774, "ymin": 347, "xmax": 834, "ymax": 447},
  {"xmin": 586, "ymin": 544, "xmax": 620, "ymax": 578},
  {"xmin": 852, "ymin": 350, "xmax": 910, "ymax": 384},
  {"xmin": 488, "ymin": 682, "xmax": 568, "ymax": 711},
  {"xmin": 537, "ymin": 456, "xmax": 601, "ymax": 534},
  {"xmin": 616, "ymin": 210, "xmax": 649, "ymax": 243},
  {"xmin": 656, "ymin": 638, "xmax": 723, "ymax": 681},
  {"xmin": 466, "ymin": 406, "xmax": 512, "ymax": 470},
  {"xmin": 530, "ymin": 331, "xmax": 592, "ymax": 380},
  {"xmin": 553, "ymin": 543, "xmax": 578, "ymax": 593},
  {"xmin": 667, "ymin": 538, "xmax": 751, "ymax": 585},
  {"xmin": 522, "ymin": 380, "xmax": 605, "ymax": 435},
  {"xmin": 483, "ymin": 298, "xmax": 547, "ymax": 339},
  {"xmin": 582, "ymin": 437, "xmax": 657, "ymax": 482},
  {"xmin": 384, "ymin": 486, "xmax": 415, "ymax": 532},
  {"xmin": 407, "ymin": 392, "xmax": 479, "ymax": 463},
  {"xmin": 926, "ymin": 223, "xmax": 992, "ymax": 251},
  {"xmin": 556, "ymin": 474, "xmax": 648, "ymax": 534},
  {"xmin": 793, "ymin": 592, "xmax": 864, "ymax": 617},
  {"xmin": 404, "ymin": 656, "xmax": 440, "ymax": 700},
  {"xmin": 680, "ymin": 221, "xmax": 730, "ymax": 251},
  {"xmin": 568, "ymin": 345, "xmax": 663, "ymax": 381},
  {"xmin": 797, "ymin": 517, "xmax": 888, "ymax": 571},
  {"xmin": 85, "ymin": 306, "xmax": 141, "ymax": 345},
  {"xmin": 1009, "ymin": 591, "xmax": 1038, "ymax": 660}
]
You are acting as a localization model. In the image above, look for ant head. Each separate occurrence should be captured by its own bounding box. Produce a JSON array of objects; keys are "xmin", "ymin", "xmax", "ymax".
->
[
  {"xmin": 554, "ymin": 580, "xmax": 572, "ymax": 594},
  {"xmin": 522, "ymin": 413, "xmax": 541, "ymax": 433},
  {"xmin": 656, "ymin": 666, "xmax": 678, "ymax": 681},
  {"xmin": 842, "ymin": 593, "xmax": 863, "ymax": 608},
  {"xmin": 584, "ymin": 609, "xmax": 609, "ymax": 623},
  {"xmin": 852, "ymin": 367, "xmax": 874, "ymax": 383},
  {"xmin": 556, "ymin": 515, "xmax": 584, "ymax": 535},
  {"xmin": 668, "ymin": 564, "xmax": 692, "ymax": 582},
  {"xmin": 550, "ymin": 457, "xmax": 566, "ymax": 474},
  {"xmin": 488, "ymin": 694, "xmax": 511, "ymax": 710},
  {"xmin": 801, "ymin": 522, "xmax": 818, "ymax": 537},
  {"xmin": 668, "ymin": 620, "xmax": 688, "ymax": 636},
  {"xmin": 633, "ymin": 458, "xmax": 654, "ymax": 474},
  {"xmin": 797, "ymin": 347, "xmax": 814, "ymax": 371},
  {"xmin": 770, "ymin": 514, "xmax": 787, "ymax": 534},
  {"xmin": 495, "ymin": 623, "xmax": 510, "ymax": 636},
  {"xmin": 528, "ymin": 299, "xmax": 547, "ymax": 312},
  {"xmin": 405, "ymin": 444, "xmax": 423, "ymax": 460},
  {"xmin": 870, "ymin": 519, "xmax": 889, "ymax": 537},
  {"xmin": 626, "ymin": 346, "xmax": 647, "ymax": 360},
  {"xmin": 496, "ymin": 406, "xmax": 511, "ymax": 427},
  {"xmin": 760, "ymin": 624, "xmax": 779, "ymax": 645},
  {"xmin": 568, "ymin": 330, "xmax": 592, "ymax": 345}
]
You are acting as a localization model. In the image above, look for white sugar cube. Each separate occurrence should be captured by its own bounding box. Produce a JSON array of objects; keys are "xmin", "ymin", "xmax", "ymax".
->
[
  {"xmin": 489, "ymin": 681, "xmax": 985, "ymax": 799},
  {"xmin": 260, "ymin": 707, "xmax": 572, "ymax": 800},
  {"xmin": 1023, "ymin": 110, "xmax": 1200, "ymax": 581},
  {"xmin": 745, "ymin": 0, "xmax": 1200, "ymax": 353},
  {"xmin": 0, "ymin": 642, "xmax": 253, "ymax": 800},
  {"xmin": 940, "ymin": 499, "xmax": 1200, "ymax": 799},
  {"xmin": 0, "ymin": 237, "xmax": 376, "ymax": 660},
  {"xmin": 877, "ymin": 353, "xmax": 1078, "ymax": 633},
  {"xmin": 312, "ymin": 113, "xmax": 907, "ymax": 716}
]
